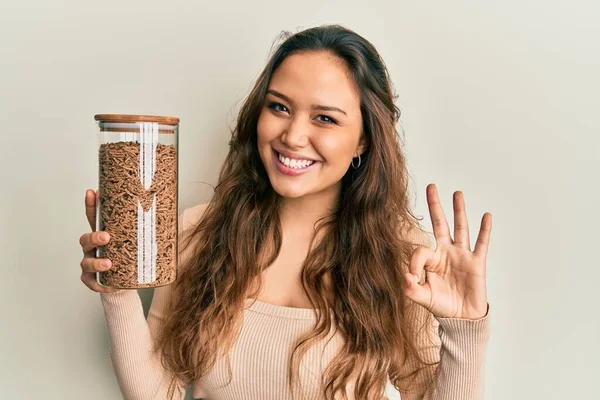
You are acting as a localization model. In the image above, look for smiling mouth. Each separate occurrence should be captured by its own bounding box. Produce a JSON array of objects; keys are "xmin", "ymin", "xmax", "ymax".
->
[{"xmin": 275, "ymin": 151, "xmax": 317, "ymax": 170}]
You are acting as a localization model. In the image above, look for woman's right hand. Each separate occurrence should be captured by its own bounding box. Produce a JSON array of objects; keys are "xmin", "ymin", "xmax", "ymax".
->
[{"xmin": 79, "ymin": 189, "xmax": 120, "ymax": 293}]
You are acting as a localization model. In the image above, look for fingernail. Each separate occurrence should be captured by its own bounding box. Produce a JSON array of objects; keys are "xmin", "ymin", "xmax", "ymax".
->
[
  {"xmin": 413, "ymin": 274, "xmax": 420, "ymax": 283},
  {"xmin": 101, "ymin": 260, "xmax": 112, "ymax": 268},
  {"xmin": 99, "ymin": 233, "xmax": 109, "ymax": 242}
]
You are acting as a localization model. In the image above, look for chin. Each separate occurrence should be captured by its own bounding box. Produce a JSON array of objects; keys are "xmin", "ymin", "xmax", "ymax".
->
[{"xmin": 270, "ymin": 181, "xmax": 311, "ymax": 199}]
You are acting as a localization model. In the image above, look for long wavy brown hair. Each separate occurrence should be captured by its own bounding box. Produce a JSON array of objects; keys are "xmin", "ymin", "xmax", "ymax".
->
[{"xmin": 156, "ymin": 24, "xmax": 439, "ymax": 399}]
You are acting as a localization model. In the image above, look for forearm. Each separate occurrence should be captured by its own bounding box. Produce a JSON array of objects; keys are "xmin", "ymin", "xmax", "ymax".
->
[
  {"xmin": 430, "ymin": 305, "xmax": 490, "ymax": 400},
  {"xmin": 100, "ymin": 290, "xmax": 185, "ymax": 400}
]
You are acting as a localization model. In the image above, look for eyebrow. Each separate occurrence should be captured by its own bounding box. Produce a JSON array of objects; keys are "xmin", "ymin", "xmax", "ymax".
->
[{"xmin": 266, "ymin": 89, "xmax": 347, "ymax": 116}]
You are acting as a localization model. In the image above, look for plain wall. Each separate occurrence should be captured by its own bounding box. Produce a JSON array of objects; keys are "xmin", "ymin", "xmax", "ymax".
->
[{"xmin": 1, "ymin": 1, "xmax": 598, "ymax": 399}]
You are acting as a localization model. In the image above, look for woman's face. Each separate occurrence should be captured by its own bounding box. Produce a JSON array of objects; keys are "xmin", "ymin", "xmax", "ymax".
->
[{"xmin": 257, "ymin": 50, "xmax": 365, "ymax": 201}]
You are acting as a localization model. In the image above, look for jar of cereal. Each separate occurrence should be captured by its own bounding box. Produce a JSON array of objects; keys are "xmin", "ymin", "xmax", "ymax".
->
[{"xmin": 94, "ymin": 114, "xmax": 179, "ymax": 289}]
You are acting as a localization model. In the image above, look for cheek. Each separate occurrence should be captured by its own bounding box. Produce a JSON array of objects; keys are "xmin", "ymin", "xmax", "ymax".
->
[
  {"xmin": 256, "ymin": 112, "xmax": 268, "ymax": 145},
  {"xmin": 257, "ymin": 111, "xmax": 282, "ymax": 145},
  {"xmin": 316, "ymin": 133, "xmax": 357, "ymax": 163}
]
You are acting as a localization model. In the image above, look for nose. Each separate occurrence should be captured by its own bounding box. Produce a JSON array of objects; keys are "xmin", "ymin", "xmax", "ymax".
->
[{"xmin": 280, "ymin": 117, "xmax": 309, "ymax": 149}]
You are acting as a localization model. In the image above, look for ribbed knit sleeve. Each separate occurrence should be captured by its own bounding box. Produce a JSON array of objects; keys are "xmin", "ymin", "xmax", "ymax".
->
[
  {"xmin": 99, "ymin": 211, "xmax": 491, "ymax": 400},
  {"xmin": 99, "ymin": 205, "xmax": 206, "ymax": 400},
  {"xmin": 399, "ymin": 226, "xmax": 491, "ymax": 400},
  {"xmin": 100, "ymin": 289, "xmax": 184, "ymax": 400},
  {"xmin": 432, "ymin": 308, "xmax": 490, "ymax": 399}
]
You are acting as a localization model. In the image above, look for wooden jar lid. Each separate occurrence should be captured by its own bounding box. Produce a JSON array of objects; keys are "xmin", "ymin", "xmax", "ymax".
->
[{"xmin": 94, "ymin": 114, "xmax": 180, "ymax": 125}]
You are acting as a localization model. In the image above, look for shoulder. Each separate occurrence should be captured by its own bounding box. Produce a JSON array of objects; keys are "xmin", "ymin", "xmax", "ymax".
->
[
  {"xmin": 177, "ymin": 203, "xmax": 212, "ymax": 265},
  {"xmin": 179, "ymin": 202, "xmax": 212, "ymax": 233},
  {"xmin": 400, "ymin": 222, "xmax": 436, "ymax": 251}
]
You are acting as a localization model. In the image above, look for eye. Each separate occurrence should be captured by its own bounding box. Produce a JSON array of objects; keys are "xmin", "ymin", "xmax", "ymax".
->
[
  {"xmin": 316, "ymin": 115, "xmax": 338, "ymax": 125},
  {"xmin": 267, "ymin": 102, "xmax": 289, "ymax": 113}
]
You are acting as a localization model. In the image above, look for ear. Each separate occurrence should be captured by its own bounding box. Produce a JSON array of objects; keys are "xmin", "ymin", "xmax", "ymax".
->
[{"xmin": 355, "ymin": 134, "xmax": 369, "ymax": 156}]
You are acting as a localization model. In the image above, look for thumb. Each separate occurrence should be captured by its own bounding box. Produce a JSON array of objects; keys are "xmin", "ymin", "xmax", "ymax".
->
[
  {"xmin": 403, "ymin": 272, "xmax": 431, "ymax": 308},
  {"xmin": 85, "ymin": 189, "xmax": 98, "ymax": 232}
]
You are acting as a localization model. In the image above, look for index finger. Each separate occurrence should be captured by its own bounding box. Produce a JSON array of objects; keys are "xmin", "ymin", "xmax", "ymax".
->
[
  {"xmin": 408, "ymin": 245, "xmax": 439, "ymax": 281},
  {"xmin": 80, "ymin": 231, "xmax": 110, "ymax": 255},
  {"xmin": 85, "ymin": 189, "xmax": 97, "ymax": 232}
]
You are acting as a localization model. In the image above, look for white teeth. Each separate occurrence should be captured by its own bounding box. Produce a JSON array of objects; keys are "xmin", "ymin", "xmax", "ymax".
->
[{"xmin": 278, "ymin": 153, "xmax": 315, "ymax": 169}]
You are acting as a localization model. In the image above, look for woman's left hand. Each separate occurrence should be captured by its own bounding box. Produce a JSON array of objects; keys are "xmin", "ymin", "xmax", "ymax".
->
[{"xmin": 404, "ymin": 183, "xmax": 492, "ymax": 320}]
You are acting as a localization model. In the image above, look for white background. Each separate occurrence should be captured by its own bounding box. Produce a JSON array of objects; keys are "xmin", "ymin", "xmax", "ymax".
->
[{"xmin": 1, "ymin": 1, "xmax": 598, "ymax": 399}]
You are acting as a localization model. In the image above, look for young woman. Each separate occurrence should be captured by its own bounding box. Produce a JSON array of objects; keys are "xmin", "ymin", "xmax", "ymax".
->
[{"xmin": 79, "ymin": 25, "xmax": 491, "ymax": 400}]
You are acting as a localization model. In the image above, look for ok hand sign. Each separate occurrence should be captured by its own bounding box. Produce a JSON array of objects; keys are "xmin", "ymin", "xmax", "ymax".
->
[{"xmin": 404, "ymin": 184, "xmax": 491, "ymax": 320}]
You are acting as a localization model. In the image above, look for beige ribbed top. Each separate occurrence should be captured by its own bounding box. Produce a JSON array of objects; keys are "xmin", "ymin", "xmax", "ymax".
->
[{"xmin": 100, "ymin": 204, "xmax": 490, "ymax": 400}]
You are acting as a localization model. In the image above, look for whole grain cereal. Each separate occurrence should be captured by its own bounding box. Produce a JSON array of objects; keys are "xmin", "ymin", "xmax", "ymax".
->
[{"xmin": 96, "ymin": 141, "xmax": 177, "ymax": 289}]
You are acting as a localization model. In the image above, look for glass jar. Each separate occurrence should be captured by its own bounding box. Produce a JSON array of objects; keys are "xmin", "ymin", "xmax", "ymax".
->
[{"xmin": 94, "ymin": 114, "xmax": 179, "ymax": 289}]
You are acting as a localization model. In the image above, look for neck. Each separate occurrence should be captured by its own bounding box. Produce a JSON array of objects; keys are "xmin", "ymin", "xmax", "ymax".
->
[{"xmin": 279, "ymin": 184, "xmax": 340, "ymax": 237}]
